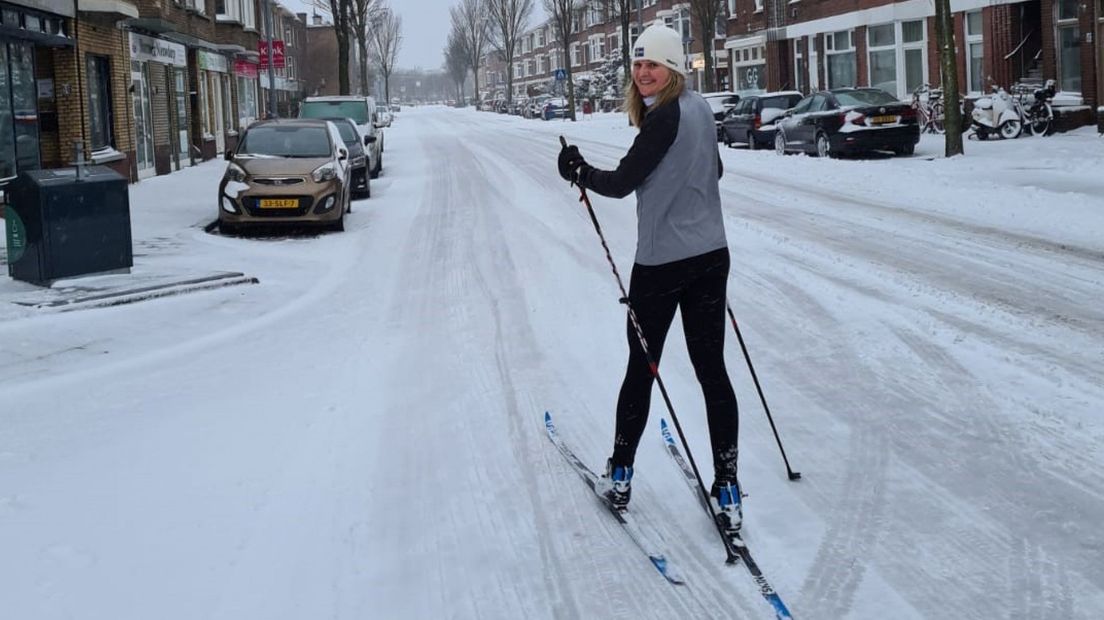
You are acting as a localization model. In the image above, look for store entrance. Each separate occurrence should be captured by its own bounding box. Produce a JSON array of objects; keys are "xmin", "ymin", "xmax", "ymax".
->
[
  {"xmin": 0, "ymin": 40, "xmax": 40, "ymax": 182},
  {"xmin": 131, "ymin": 60, "xmax": 156, "ymax": 178}
]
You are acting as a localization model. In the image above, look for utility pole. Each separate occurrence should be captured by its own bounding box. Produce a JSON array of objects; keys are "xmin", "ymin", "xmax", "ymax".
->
[{"xmin": 264, "ymin": 0, "xmax": 278, "ymax": 118}]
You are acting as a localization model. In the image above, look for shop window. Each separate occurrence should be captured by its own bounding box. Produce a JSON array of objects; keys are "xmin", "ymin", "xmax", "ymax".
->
[
  {"xmin": 86, "ymin": 55, "xmax": 114, "ymax": 150},
  {"xmin": 825, "ymin": 30, "xmax": 856, "ymax": 88},
  {"xmin": 0, "ymin": 44, "xmax": 15, "ymax": 180},
  {"xmin": 3, "ymin": 42, "xmax": 39, "ymax": 175},
  {"xmin": 965, "ymin": 11, "xmax": 984, "ymax": 93},
  {"xmin": 732, "ymin": 45, "xmax": 766, "ymax": 95}
]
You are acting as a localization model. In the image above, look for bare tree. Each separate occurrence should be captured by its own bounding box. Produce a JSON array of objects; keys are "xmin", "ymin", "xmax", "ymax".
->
[
  {"xmin": 450, "ymin": 0, "xmax": 490, "ymax": 106},
  {"xmin": 688, "ymin": 0, "xmax": 723, "ymax": 91},
  {"xmin": 543, "ymin": 0, "xmax": 583, "ymax": 121},
  {"xmin": 445, "ymin": 31, "xmax": 471, "ymax": 103},
  {"xmin": 349, "ymin": 0, "xmax": 385, "ymax": 94},
  {"xmin": 320, "ymin": 0, "xmax": 354, "ymax": 94},
  {"xmin": 601, "ymin": 0, "xmax": 634, "ymax": 88},
  {"xmin": 370, "ymin": 7, "xmax": 403, "ymax": 104},
  {"xmin": 934, "ymin": 0, "xmax": 964, "ymax": 156},
  {"xmin": 486, "ymin": 0, "xmax": 534, "ymax": 104}
]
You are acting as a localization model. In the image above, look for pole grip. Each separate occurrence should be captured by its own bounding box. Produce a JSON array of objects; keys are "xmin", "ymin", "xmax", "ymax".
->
[{"xmin": 559, "ymin": 135, "xmax": 568, "ymax": 148}]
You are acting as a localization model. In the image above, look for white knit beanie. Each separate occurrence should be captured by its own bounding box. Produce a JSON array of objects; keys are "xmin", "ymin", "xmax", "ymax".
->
[{"xmin": 631, "ymin": 24, "xmax": 687, "ymax": 75}]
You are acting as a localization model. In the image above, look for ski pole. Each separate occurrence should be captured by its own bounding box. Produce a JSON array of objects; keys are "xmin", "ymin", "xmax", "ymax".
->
[
  {"xmin": 725, "ymin": 302, "xmax": 802, "ymax": 481},
  {"xmin": 559, "ymin": 135, "xmax": 738, "ymax": 562}
]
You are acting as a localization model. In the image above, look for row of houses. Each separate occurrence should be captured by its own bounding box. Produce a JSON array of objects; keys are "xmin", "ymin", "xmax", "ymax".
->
[
  {"xmin": 0, "ymin": 0, "xmax": 361, "ymax": 188},
  {"xmin": 482, "ymin": 0, "xmax": 1102, "ymax": 121}
]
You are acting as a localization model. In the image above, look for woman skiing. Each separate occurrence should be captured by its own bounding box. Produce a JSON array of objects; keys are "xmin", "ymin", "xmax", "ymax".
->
[{"xmin": 557, "ymin": 24, "xmax": 742, "ymax": 533}]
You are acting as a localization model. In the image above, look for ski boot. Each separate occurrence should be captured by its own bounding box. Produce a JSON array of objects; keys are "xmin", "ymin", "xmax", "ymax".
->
[
  {"xmin": 710, "ymin": 479, "xmax": 743, "ymax": 534},
  {"xmin": 597, "ymin": 458, "xmax": 633, "ymax": 511}
]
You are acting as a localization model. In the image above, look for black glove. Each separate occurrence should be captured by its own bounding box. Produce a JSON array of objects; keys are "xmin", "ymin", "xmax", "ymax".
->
[{"xmin": 558, "ymin": 144, "xmax": 587, "ymax": 184}]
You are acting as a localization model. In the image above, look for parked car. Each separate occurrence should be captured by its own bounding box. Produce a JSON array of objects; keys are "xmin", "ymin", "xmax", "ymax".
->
[
  {"xmin": 720, "ymin": 91, "xmax": 804, "ymax": 149},
  {"xmin": 218, "ymin": 119, "xmax": 352, "ymax": 233},
  {"xmin": 773, "ymin": 88, "xmax": 920, "ymax": 157},
  {"xmin": 526, "ymin": 95, "xmax": 550, "ymax": 118},
  {"xmin": 542, "ymin": 97, "xmax": 569, "ymax": 120},
  {"xmin": 701, "ymin": 91, "xmax": 740, "ymax": 140},
  {"xmin": 323, "ymin": 117, "xmax": 370, "ymax": 200},
  {"xmin": 298, "ymin": 95, "xmax": 384, "ymax": 178}
]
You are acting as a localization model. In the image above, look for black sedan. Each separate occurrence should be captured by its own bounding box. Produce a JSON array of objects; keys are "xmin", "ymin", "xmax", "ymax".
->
[
  {"xmin": 773, "ymin": 88, "xmax": 920, "ymax": 157},
  {"xmin": 324, "ymin": 117, "xmax": 370, "ymax": 201},
  {"xmin": 721, "ymin": 91, "xmax": 804, "ymax": 149}
]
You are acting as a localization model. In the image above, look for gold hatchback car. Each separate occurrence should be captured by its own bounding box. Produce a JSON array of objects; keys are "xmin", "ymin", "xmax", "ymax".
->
[{"xmin": 218, "ymin": 119, "xmax": 352, "ymax": 234}]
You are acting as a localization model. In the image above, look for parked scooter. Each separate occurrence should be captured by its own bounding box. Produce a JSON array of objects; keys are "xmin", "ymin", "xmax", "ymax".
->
[{"xmin": 970, "ymin": 85, "xmax": 1024, "ymax": 140}]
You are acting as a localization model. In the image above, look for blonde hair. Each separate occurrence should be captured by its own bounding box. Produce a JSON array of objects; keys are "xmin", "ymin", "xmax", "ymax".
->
[{"xmin": 622, "ymin": 70, "xmax": 686, "ymax": 127}]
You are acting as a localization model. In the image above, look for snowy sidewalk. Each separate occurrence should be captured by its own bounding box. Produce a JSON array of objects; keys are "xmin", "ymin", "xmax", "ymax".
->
[{"xmin": 0, "ymin": 160, "xmax": 251, "ymax": 320}]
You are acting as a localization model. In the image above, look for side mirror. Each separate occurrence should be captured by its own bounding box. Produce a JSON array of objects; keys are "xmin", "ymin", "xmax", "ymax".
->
[
  {"xmin": 224, "ymin": 150, "xmax": 233, "ymax": 161},
  {"xmin": 364, "ymin": 135, "xmax": 376, "ymax": 145},
  {"xmin": 338, "ymin": 149, "xmax": 348, "ymax": 161}
]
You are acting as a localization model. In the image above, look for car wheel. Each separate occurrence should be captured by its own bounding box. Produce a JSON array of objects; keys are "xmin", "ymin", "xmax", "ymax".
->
[
  {"xmin": 895, "ymin": 143, "xmax": 916, "ymax": 156},
  {"xmin": 220, "ymin": 221, "xmax": 239, "ymax": 236},
  {"xmin": 815, "ymin": 132, "xmax": 831, "ymax": 158},
  {"xmin": 722, "ymin": 130, "xmax": 732, "ymax": 148},
  {"xmin": 747, "ymin": 132, "xmax": 758, "ymax": 151},
  {"xmin": 774, "ymin": 131, "xmax": 786, "ymax": 155},
  {"xmin": 371, "ymin": 152, "xmax": 382, "ymax": 179}
]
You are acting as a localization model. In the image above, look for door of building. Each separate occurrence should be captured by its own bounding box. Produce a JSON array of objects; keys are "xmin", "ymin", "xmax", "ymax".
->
[
  {"xmin": 175, "ymin": 68, "xmax": 190, "ymax": 166},
  {"xmin": 1, "ymin": 40, "xmax": 40, "ymax": 182},
  {"xmin": 131, "ymin": 60, "xmax": 156, "ymax": 178},
  {"xmin": 207, "ymin": 72, "xmax": 225, "ymax": 153}
]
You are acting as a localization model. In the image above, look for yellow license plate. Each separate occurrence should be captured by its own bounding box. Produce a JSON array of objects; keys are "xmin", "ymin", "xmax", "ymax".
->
[
  {"xmin": 258, "ymin": 198, "xmax": 298, "ymax": 209},
  {"xmin": 871, "ymin": 115, "xmax": 897, "ymax": 124}
]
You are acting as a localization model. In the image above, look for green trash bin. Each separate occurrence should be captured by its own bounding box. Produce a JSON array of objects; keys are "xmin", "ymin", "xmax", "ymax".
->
[{"xmin": 5, "ymin": 166, "xmax": 132, "ymax": 286}]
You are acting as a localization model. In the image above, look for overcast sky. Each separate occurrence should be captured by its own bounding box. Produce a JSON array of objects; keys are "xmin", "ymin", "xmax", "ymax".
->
[{"xmin": 281, "ymin": 0, "xmax": 547, "ymax": 71}]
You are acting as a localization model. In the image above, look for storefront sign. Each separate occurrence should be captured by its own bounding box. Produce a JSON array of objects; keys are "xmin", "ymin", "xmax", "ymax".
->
[
  {"xmin": 233, "ymin": 59, "xmax": 259, "ymax": 78},
  {"xmin": 197, "ymin": 50, "xmax": 229, "ymax": 73},
  {"xmin": 258, "ymin": 40, "xmax": 286, "ymax": 69},
  {"xmin": 129, "ymin": 33, "xmax": 187, "ymax": 67}
]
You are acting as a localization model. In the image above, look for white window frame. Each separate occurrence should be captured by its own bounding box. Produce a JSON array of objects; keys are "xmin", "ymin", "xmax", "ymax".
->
[
  {"xmin": 1055, "ymin": 0, "xmax": 1081, "ymax": 94},
  {"xmin": 793, "ymin": 38, "xmax": 805, "ymax": 94},
  {"xmin": 965, "ymin": 10, "xmax": 984, "ymax": 94},
  {"xmin": 570, "ymin": 42, "xmax": 580, "ymax": 67},
  {"xmin": 824, "ymin": 30, "xmax": 856, "ymax": 88},
  {"xmin": 727, "ymin": 0, "xmax": 737, "ymax": 19},
  {"xmin": 866, "ymin": 23, "xmax": 898, "ymax": 97}
]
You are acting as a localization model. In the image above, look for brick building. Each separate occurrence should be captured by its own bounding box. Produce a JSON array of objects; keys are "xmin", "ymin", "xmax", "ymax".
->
[
  {"xmin": 2, "ymin": 0, "xmax": 326, "ymax": 190},
  {"xmin": 303, "ymin": 14, "xmax": 360, "ymax": 98},
  {"xmin": 497, "ymin": 0, "xmax": 1101, "ymax": 122}
]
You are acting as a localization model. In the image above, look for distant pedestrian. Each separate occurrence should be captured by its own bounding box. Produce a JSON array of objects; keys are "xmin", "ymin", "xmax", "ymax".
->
[{"xmin": 557, "ymin": 24, "xmax": 742, "ymax": 533}]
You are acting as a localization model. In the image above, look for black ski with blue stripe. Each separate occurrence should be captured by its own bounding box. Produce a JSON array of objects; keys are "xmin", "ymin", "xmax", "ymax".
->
[
  {"xmin": 661, "ymin": 418, "xmax": 795, "ymax": 620},
  {"xmin": 544, "ymin": 412, "xmax": 684, "ymax": 586}
]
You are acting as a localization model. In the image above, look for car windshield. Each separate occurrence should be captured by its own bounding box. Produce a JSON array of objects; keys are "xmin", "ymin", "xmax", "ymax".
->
[
  {"xmin": 325, "ymin": 119, "xmax": 358, "ymax": 144},
  {"xmin": 239, "ymin": 126, "xmax": 332, "ymax": 158},
  {"xmin": 834, "ymin": 89, "xmax": 899, "ymax": 107},
  {"xmin": 300, "ymin": 100, "xmax": 369, "ymax": 124}
]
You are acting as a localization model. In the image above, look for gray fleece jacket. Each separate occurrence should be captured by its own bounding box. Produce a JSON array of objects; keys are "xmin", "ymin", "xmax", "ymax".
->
[{"xmin": 578, "ymin": 89, "xmax": 726, "ymax": 266}]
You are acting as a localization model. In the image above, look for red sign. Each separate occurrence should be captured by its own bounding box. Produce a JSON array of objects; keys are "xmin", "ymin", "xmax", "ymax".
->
[
  {"xmin": 258, "ymin": 40, "xmax": 286, "ymax": 69},
  {"xmin": 233, "ymin": 59, "xmax": 259, "ymax": 78}
]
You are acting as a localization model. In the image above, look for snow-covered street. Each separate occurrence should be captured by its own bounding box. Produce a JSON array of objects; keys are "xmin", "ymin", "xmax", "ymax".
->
[{"xmin": 1, "ymin": 106, "xmax": 1102, "ymax": 619}]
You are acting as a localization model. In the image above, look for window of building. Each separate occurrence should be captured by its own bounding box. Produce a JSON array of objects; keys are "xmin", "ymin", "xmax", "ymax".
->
[
  {"xmin": 731, "ymin": 43, "xmax": 766, "ymax": 94},
  {"xmin": 825, "ymin": 30, "xmax": 856, "ymax": 88},
  {"xmin": 755, "ymin": 0, "xmax": 763, "ymax": 11},
  {"xmin": 965, "ymin": 11, "xmax": 984, "ymax": 93},
  {"xmin": 86, "ymin": 55, "xmax": 114, "ymax": 150},
  {"xmin": 727, "ymin": 0, "xmax": 736, "ymax": 19},
  {"xmin": 237, "ymin": 76, "xmax": 257, "ymax": 128},
  {"xmin": 1056, "ymin": 0, "xmax": 1080, "ymax": 92},
  {"xmin": 865, "ymin": 21, "xmax": 925, "ymax": 99},
  {"xmin": 179, "ymin": 0, "xmax": 205, "ymax": 15},
  {"xmin": 793, "ymin": 38, "xmax": 805, "ymax": 94},
  {"xmin": 0, "ymin": 41, "xmax": 38, "ymax": 178},
  {"xmin": 537, "ymin": 29, "xmax": 545, "ymax": 47},
  {"xmin": 571, "ymin": 42, "xmax": 580, "ymax": 67}
]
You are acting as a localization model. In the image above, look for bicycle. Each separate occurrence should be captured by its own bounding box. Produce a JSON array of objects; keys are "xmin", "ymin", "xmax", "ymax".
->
[
  {"xmin": 912, "ymin": 83, "xmax": 945, "ymax": 135},
  {"xmin": 1012, "ymin": 79, "xmax": 1056, "ymax": 136}
]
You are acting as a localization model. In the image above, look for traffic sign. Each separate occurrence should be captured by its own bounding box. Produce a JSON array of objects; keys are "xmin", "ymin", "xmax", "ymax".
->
[{"xmin": 554, "ymin": 68, "xmax": 566, "ymax": 81}]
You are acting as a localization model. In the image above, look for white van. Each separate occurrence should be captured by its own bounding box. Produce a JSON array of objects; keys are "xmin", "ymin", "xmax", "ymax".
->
[{"xmin": 299, "ymin": 96, "xmax": 385, "ymax": 178}]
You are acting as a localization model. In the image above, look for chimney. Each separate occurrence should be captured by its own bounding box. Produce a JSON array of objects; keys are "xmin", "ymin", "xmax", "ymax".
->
[
  {"xmin": 312, "ymin": 14, "xmax": 322, "ymax": 25},
  {"xmin": 297, "ymin": 12, "xmax": 306, "ymax": 23}
]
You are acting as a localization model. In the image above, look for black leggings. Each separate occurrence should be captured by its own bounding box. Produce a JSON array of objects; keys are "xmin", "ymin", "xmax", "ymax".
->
[{"xmin": 611, "ymin": 248, "xmax": 739, "ymax": 483}]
